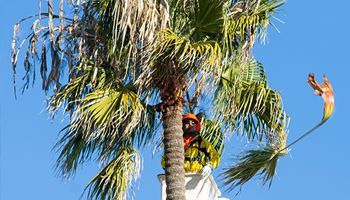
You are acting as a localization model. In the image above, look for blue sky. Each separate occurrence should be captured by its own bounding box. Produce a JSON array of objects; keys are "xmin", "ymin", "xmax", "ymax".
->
[{"xmin": 1, "ymin": 1, "xmax": 349, "ymax": 200}]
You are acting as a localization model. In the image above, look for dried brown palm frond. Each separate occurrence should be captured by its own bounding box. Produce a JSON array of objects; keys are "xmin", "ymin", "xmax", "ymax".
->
[{"xmin": 222, "ymin": 0, "xmax": 285, "ymax": 63}]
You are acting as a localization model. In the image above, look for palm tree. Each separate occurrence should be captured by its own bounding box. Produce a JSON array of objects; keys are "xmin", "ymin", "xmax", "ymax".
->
[{"xmin": 12, "ymin": 0, "xmax": 290, "ymax": 199}]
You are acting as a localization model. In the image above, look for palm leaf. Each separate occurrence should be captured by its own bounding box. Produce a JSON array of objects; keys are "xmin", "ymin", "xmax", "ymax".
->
[
  {"xmin": 222, "ymin": 0, "xmax": 284, "ymax": 60},
  {"xmin": 222, "ymin": 145, "xmax": 285, "ymax": 191},
  {"xmin": 217, "ymin": 58, "xmax": 288, "ymax": 190},
  {"xmin": 49, "ymin": 65, "xmax": 112, "ymax": 115},
  {"xmin": 141, "ymin": 29, "xmax": 222, "ymax": 89},
  {"xmin": 54, "ymin": 83, "xmax": 156, "ymax": 176},
  {"xmin": 214, "ymin": 58, "xmax": 287, "ymax": 142},
  {"xmin": 84, "ymin": 146, "xmax": 141, "ymax": 200},
  {"xmin": 192, "ymin": 0, "xmax": 224, "ymax": 38},
  {"xmin": 225, "ymin": 0, "xmax": 284, "ymax": 41},
  {"xmin": 200, "ymin": 119, "xmax": 225, "ymax": 155}
]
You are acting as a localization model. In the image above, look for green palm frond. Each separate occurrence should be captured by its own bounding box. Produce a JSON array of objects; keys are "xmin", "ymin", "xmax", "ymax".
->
[
  {"xmin": 54, "ymin": 83, "xmax": 156, "ymax": 176},
  {"xmin": 191, "ymin": 0, "xmax": 224, "ymax": 38},
  {"xmin": 49, "ymin": 65, "xmax": 114, "ymax": 115},
  {"xmin": 234, "ymin": 86, "xmax": 286, "ymax": 141},
  {"xmin": 222, "ymin": 126, "xmax": 287, "ymax": 190},
  {"xmin": 222, "ymin": 145, "xmax": 285, "ymax": 191},
  {"xmin": 200, "ymin": 119, "xmax": 225, "ymax": 155},
  {"xmin": 141, "ymin": 29, "xmax": 222, "ymax": 88},
  {"xmin": 215, "ymin": 59, "xmax": 287, "ymax": 141},
  {"xmin": 216, "ymin": 57, "xmax": 288, "ymax": 190},
  {"xmin": 82, "ymin": 86, "xmax": 142, "ymax": 128},
  {"xmin": 85, "ymin": 146, "xmax": 141, "ymax": 200}
]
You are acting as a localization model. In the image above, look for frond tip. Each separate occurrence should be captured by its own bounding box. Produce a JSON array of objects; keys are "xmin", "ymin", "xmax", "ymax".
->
[
  {"xmin": 222, "ymin": 146, "xmax": 286, "ymax": 191},
  {"xmin": 307, "ymin": 73, "xmax": 334, "ymax": 121},
  {"xmin": 84, "ymin": 147, "xmax": 141, "ymax": 200}
]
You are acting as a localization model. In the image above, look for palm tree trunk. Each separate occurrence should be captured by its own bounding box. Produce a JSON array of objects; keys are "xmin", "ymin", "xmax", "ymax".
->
[
  {"xmin": 162, "ymin": 103, "xmax": 185, "ymax": 200},
  {"xmin": 161, "ymin": 77, "xmax": 186, "ymax": 200}
]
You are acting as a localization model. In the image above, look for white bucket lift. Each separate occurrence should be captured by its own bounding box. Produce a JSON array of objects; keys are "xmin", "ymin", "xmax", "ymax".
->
[{"xmin": 158, "ymin": 173, "xmax": 229, "ymax": 200}]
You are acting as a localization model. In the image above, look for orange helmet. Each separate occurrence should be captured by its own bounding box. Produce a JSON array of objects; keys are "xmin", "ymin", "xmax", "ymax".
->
[{"xmin": 183, "ymin": 113, "xmax": 201, "ymax": 132}]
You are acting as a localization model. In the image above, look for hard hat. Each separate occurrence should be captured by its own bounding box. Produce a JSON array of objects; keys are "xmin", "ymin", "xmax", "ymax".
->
[{"xmin": 183, "ymin": 113, "xmax": 201, "ymax": 132}]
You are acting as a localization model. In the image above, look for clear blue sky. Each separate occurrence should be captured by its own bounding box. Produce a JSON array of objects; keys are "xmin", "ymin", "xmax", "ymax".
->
[{"xmin": 1, "ymin": 1, "xmax": 349, "ymax": 200}]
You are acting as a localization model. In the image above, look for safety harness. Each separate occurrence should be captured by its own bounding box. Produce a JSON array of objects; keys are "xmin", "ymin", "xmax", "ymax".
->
[{"xmin": 184, "ymin": 136, "xmax": 211, "ymax": 164}]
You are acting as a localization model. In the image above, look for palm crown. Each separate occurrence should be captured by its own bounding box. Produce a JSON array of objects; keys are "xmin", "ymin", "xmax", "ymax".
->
[{"xmin": 12, "ymin": 0, "xmax": 289, "ymax": 199}]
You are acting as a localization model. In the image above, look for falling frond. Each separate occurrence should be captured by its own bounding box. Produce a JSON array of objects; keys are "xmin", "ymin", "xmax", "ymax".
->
[
  {"xmin": 85, "ymin": 147, "xmax": 141, "ymax": 200},
  {"xmin": 308, "ymin": 73, "xmax": 334, "ymax": 121},
  {"xmin": 222, "ymin": 145, "xmax": 286, "ymax": 191},
  {"xmin": 281, "ymin": 73, "xmax": 335, "ymax": 151}
]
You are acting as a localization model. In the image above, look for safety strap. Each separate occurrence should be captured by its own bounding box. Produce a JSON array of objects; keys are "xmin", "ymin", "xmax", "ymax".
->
[{"xmin": 185, "ymin": 136, "xmax": 211, "ymax": 163}]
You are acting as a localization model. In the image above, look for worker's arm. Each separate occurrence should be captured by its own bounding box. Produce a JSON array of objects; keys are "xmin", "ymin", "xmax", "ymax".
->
[{"xmin": 203, "ymin": 139, "xmax": 220, "ymax": 169}]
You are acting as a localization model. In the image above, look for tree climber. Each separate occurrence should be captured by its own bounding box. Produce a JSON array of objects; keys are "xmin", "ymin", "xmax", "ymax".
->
[{"xmin": 162, "ymin": 113, "xmax": 221, "ymax": 178}]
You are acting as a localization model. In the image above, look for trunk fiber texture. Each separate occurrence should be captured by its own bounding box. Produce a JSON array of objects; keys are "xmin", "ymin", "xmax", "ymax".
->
[{"xmin": 162, "ymin": 103, "xmax": 185, "ymax": 200}]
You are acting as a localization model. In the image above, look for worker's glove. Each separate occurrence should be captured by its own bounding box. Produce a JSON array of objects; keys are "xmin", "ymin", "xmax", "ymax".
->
[{"xmin": 201, "ymin": 165, "xmax": 212, "ymax": 179}]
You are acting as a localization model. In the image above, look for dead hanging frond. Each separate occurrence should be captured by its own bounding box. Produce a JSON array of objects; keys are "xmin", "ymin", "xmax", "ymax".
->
[
  {"xmin": 222, "ymin": 0, "xmax": 284, "ymax": 62},
  {"xmin": 11, "ymin": 1, "xmax": 81, "ymax": 93},
  {"xmin": 84, "ymin": 146, "xmax": 141, "ymax": 200},
  {"xmin": 11, "ymin": 1, "xmax": 126, "ymax": 94},
  {"xmin": 90, "ymin": 0, "xmax": 169, "ymax": 68}
]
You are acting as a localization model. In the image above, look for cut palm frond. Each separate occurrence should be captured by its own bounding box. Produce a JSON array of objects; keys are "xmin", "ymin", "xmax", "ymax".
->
[
  {"xmin": 222, "ymin": 145, "xmax": 286, "ymax": 191},
  {"xmin": 280, "ymin": 73, "xmax": 335, "ymax": 151},
  {"xmin": 84, "ymin": 146, "xmax": 141, "ymax": 200}
]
